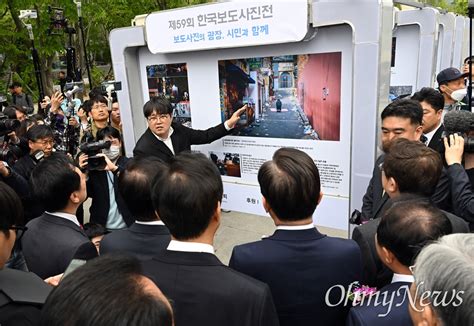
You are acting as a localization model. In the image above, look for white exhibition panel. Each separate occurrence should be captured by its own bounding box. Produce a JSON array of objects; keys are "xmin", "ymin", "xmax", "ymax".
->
[
  {"xmin": 138, "ymin": 25, "xmax": 353, "ymax": 231},
  {"xmin": 145, "ymin": 0, "xmax": 309, "ymax": 53},
  {"xmin": 311, "ymin": 0, "xmax": 393, "ymax": 231},
  {"xmin": 453, "ymin": 15, "xmax": 467, "ymax": 68},
  {"xmin": 437, "ymin": 13, "xmax": 456, "ymax": 71},
  {"xmin": 109, "ymin": 26, "xmax": 147, "ymax": 156},
  {"xmin": 391, "ymin": 24, "xmax": 420, "ymax": 96},
  {"xmin": 395, "ymin": 8, "xmax": 439, "ymax": 90},
  {"xmin": 462, "ymin": 17, "xmax": 473, "ymax": 64}
]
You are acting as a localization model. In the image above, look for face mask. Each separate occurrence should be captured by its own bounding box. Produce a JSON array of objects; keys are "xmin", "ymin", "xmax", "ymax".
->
[
  {"xmin": 450, "ymin": 88, "xmax": 467, "ymax": 102},
  {"xmin": 103, "ymin": 145, "xmax": 120, "ymax": 161}
]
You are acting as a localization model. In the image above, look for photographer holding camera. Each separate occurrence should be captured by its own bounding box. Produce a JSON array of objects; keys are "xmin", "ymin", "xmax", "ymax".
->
[
  {"xmin": 78, "ymin": 126, "xmax": 132, "ymax": 231},
  {"xmin": 444, "ymin": 132, "xmax": 474, "ymax": 230}
]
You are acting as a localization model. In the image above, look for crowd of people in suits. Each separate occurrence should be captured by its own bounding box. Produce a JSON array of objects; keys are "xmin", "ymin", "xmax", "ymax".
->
[{"xmin": 1, "ymin": 63, "xmax": 474, "ymax": 326}]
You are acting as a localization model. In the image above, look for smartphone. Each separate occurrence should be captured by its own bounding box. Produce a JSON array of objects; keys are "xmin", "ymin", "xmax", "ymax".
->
[
  {"xmin": 61, "ymin": 259, "xmax": 86, "ymax": 280},
  {"xmin": 87, "ymin": 155, "xmax": 106, "ymax": 170}
]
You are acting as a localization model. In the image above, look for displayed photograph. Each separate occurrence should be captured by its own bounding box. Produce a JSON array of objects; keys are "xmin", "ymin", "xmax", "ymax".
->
[
  {"xmin": 218, "ymin": 52, "xmax": 341, "ymax": 141},
  {"xmin": 146, "ymin": 63, "xmax": 191, "ymax": 126},
  {"xmin": 389, "ymin": 85, "xmax": 413, "ymax": 101},
  {"xmin": 209, "ymin": 151, "xmax": 241, "ymax": 178}
]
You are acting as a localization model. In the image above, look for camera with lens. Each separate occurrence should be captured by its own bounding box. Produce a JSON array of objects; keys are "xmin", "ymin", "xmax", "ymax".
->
[
  {"xmin": 443, "ymin": 110, "xmax": 474, "ymax": 153},
  {"xmin": 0, "ymin": 113, "xmax": 21, "ymax": 137},
  {"xmin": 79, "ymin": 140, "xmax": 110, "ymax": 170}
]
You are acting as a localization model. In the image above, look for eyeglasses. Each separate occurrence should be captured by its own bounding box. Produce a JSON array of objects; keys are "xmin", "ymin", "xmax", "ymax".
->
[
  {"xmin": 465, "ymin": 61, "xmax": 472, "ymax": 65},
  {"xmin": 9, "ymin": 225, "xmax": 28, "ymax": 243},
  {"xmin": 147, "ymin": 114, "xmax": 170, "ymax": 122}
]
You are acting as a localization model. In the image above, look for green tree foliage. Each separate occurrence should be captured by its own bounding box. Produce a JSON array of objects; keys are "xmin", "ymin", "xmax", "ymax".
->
[
  {"xmin": 422, "ymin": 0, "xmax": 468, "ymax": 15},
  {"xmin": 0, "ymin": 0, "xmax": 210, "ymax": 100}
]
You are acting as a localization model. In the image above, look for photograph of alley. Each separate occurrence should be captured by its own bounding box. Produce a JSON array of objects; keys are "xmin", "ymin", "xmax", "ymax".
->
[{"xmin": 218, "ymin": 52, "xmax": 341, "ymax": 141}]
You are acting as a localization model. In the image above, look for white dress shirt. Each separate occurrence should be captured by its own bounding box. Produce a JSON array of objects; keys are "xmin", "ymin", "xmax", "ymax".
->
[
  {"xmin": 167, "ymin": 240, "xmax": 215, "ymax": 254},
  {"xmin": 423, "ymin": 122, "xmax": 442, "ymax": 146},
  {"xmin": 276, "ymin": 223, "xmax": 315, "ymax": 231},
  {"xmin": 391, "ymin": 273, "xmax": 414, "ymax": 284},
  {"xmin": 135, "ymin": 220, "xmax": 165, "ymax": 226},
  {"xmin": 153, "ymin": 127, "xmax": 175, "ymax": 155},
  {"xmin": 46, "ymin": 211, "xmax": 80, "ymax": 227}
]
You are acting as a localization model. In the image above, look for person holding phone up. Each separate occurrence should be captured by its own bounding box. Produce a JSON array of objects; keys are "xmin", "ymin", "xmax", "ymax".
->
[{"xmin": 78, "ymin": 126, "xmax": 133, "ymax": 231}]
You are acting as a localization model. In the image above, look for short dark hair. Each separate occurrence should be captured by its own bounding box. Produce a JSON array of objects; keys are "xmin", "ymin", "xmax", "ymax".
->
[
  {"xmin": 143, "ymin": 97, "xmax": 173, "ymax": 118},
  {"xmin": 82, "ymin": 95, "xmax": 107, "ymax": 113},
  {"xmin": 26, "ymin": 124, "xmax": 54, "ymax": 142},
  {"xmin": 119, "ymin": 158, "xmax": 167, "ymax": 222},
  {"xmin": 381, "ymin": 99, "xmax": 423, "ymax": 126},
  {"xmin": 377, "ymin": 199, "xmax": 451, "ymax": 267},
  {"xmin": 40, "ymin": 255, "xmax": 173, "ymax": 326},
  {"xmin": 96, "ymin": 126, "xmax": 122, "ymax": 142},
  {"xmin": 83, "ymin": 223, "xmax": 109, "ymax": 240},
  {"xmin": 0, "ymin": 182, "xmax": 24, "ymax": 235},
  {"xmin": 411, "ymin": 87, "xmax": 445, "ymax": 112},
  {"xmin": 11, "ymin": 81, "xmax": 22, "ymax": 88},
  {"xmin": 88, "ymin": 86, "xmax": 103, "ymax": 99},
  {"xmin": 3, "ymin": 106, "xmax": 19, "ymax": 119},
  {"xmin": 258, "ymin": 148, "xmax": 320, "ymax": 221},
  {"xmin": 464, "ymin": 56, "xmax": 474, "ymax": 64},
  {"xmin": 30, "ymin": 154, "xmax": 81, "ymax": 212},
  {"xmin": 151, "ymin": 152, "xmax": 223, "ymax": 240},
  {"xmin": 383, "ymin": 138, "xmax": 442, "ymax": 197}
]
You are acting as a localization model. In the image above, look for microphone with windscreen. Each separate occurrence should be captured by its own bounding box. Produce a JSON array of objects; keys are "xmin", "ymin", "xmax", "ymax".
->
[{"xmin": 443, "ymin": 110, "xmax": 474, "ymax": 152}]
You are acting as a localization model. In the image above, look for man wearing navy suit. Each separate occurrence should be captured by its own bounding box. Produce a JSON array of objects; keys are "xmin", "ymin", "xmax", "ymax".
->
[
  {"xmin": 347, "ymin": 200, "xmax": 452, "ymax": 326},
  {"xmin": 133, "ymin": 96, "xmax": 246, "ymax": 163},
  {"xmin": 142, "ymin": 152, "xmax": 279, "ymax": 326},
  {"xmin": 100, "ymin": 158, "xmax": 171, "ymax": 258},
  {"xmin": 229, "ymin": 148, "xmax": 362, "ymax": 326}
]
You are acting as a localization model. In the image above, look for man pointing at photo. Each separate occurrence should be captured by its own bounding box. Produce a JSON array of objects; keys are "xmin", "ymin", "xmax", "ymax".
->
[{"xmin": 133, "ymin": 97, "xmax": 246, "ymax": 163}]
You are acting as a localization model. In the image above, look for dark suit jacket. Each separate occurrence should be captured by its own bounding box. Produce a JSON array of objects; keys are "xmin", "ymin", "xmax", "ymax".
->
[
  {"xmin": 361, "ymin": 155, "xmax": 452, "ymax": 220},
  {"xmin": 100, "ymin": 222, "xmax": 171, "ymax": 259},
  {"xmin": 353, "ymin": 200, "xmax": 469, "ymax": 288},
  {"xmin": 12, "ymin": 155, "xmax": 44, "ymax": 223},
  {"xmin": 361, "ymin": 155, "xmax": 386, "ymax": 220},
  {"xmin": 427, "ymin": 124, "xmax": 445, "ymax": 155},
  {"xmin": 21, "ymin": 213, "xmax": 91, "ymax": 279},
  {"xmin": 87, "ymin": 156, "xmax": 133, "ymax": 227},
  {"xmin": 0, "ymin": 268, "xmax": 52, "ymax": 326},
  {"xmin": 229, "ymin": 228, "xmax": 362, "ymax": 326},
  {"xmin": 133, "ymin": 123, "xmax": 228, "ymax": 163},
  {"xmin": 346, "ymin": 281, "xmax": 413, "ymax": 326},
  {"xmin": 446, "ymin": 163, "xmax": 474, "ymax": 230},
  {"xmin": 143, "ymin": 250, "xmax": 279, "ymax": 326}
]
